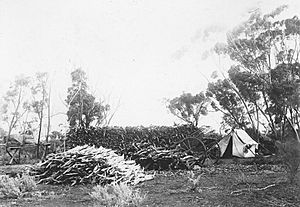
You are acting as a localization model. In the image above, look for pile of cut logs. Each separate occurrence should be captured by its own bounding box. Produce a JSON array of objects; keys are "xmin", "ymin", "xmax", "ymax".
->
[
  {"xmin": 32, "ymin": 145, "xmax": 153, "ymax": 186},
  {"xmin": 131, "ymin": 146, "xmax": 201, "ymax": 170}
]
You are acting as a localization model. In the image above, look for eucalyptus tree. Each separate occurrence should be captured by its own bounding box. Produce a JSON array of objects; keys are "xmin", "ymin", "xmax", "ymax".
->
[
  {"xmin": 31, "ymin": 72, "xmax": 49, "ymax": 157},
  {"xmin": 167, "ymin": 92, "xmax": 209, "ymax": 127},
  {"xmin": 65, "ymin": 69, "xmax": 110, "ymax": 129},
  {"xmin": 207, "ymin": 6, "xmax": 300, "ymax": 141},
  {"xmin": 1, "ymin": 75, "xmax": 31, "ymax": 141}
]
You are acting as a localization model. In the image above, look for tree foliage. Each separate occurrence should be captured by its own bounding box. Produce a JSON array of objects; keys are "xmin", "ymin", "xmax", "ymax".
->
[
  {"xmin": 1, "ymin": 75, "xmax": 31, "ymax": 139},
  {"xmin": 207, "ymin": 79, "xmax": 248, "ymax": 128},
  {"xmin": 31, "ymin": 72, "xmax": 49, "ymax": 157},
  {"xmin": 65, "ymin": 69, "xmax": 110, "ymax": 129},
  {"xmin": 167, "ymin": 92, "xmax": 209, "ymax": 127},
  {"xmin": 207, "ymin": 6, "xmax": 300, "ymax": 141}
]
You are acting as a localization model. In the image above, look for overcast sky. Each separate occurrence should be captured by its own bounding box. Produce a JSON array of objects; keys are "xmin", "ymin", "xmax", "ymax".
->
[{"xmin": 1, "ymin": 0, "xmax": 300, "ymax": 132}]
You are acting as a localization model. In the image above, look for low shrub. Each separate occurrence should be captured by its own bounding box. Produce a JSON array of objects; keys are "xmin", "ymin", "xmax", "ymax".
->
[
  {"xmin": 234, "ymin": 170, "xmax": 252, "ymax": 184},
  {"xmin": 90, "ymin": 182, "xmax": 146, "ymax": 207},
  {"xmin": 0, "ymin": 174, "xmax": 37, "ymax": 198},
  {"xmin": 18, "ymin": 174, "xmax": 37, "ymax": 192},
  {"xmin": 187, "ymin": 171, "xmax": 203, "ymax": 192},
  {"xmin": 276, "ymin": 139, "xmax": 300, "ymax": 183}
]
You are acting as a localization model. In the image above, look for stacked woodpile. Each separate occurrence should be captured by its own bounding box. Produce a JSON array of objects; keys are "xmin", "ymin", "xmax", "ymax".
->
[
  {"xmin": 66, "ymin": 125, "xmax": 201, "ymax": 156},
  {"xmin": 64, "ymin": 126, "xmax": 219, "ymax": 171},
  {"xmin": 32, "ymin": 145, "xmax": 153, "ymax": 186}
]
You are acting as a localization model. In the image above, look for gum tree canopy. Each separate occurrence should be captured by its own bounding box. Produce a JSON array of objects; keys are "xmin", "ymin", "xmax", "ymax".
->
[
  {"xmin": 167, "ymin": 92, "xmax": 209, "ymax": 127},
  {"xmin": 207, "ymin": 6, "xmax": 300, "ymax": 141},
  {"xmin": 66, "ymin": 69, "xmax": 110, "ymax": 129},
  {"xmin": 1, "ymin": 75, "xmax": 31, "ymax": 140}
]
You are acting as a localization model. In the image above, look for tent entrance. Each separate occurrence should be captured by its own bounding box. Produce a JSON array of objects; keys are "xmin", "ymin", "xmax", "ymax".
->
[{"xmin": 222, "ymin": 136, "xmax": 233, "ymax": 158}]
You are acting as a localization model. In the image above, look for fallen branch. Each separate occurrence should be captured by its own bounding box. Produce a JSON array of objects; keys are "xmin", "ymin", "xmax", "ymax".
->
[
  {"xmin": 231, "ymin": 184, "xmax": 276, "ymax": 195},
  {"xmin": 255, "ymin": 184, "xmax": 276, "ymax": 191},
  {"xmin": 202, "ymin": 186, "xmax": 218, "ymax": 190}
]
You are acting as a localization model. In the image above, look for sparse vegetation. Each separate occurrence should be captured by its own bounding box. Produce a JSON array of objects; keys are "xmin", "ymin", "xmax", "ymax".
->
[{"xmin": 0, "ymin": 161, "xmax": 299, "ymax": 206}]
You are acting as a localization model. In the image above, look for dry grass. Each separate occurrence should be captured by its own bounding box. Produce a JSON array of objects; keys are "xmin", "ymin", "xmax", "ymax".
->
[{"xmin": 234, "ymin": 167, "xmax": 254, "ymax": 185}]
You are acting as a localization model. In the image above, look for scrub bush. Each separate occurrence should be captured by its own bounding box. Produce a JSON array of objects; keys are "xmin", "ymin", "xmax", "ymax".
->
[
  {"xmin": 90, "ymin": 182, "xmax": 146, "ymax": 207},
  {"xmin": 276, "ymin": 140, "xmax": 300, "ymax": 183},
  {"xmin": 0, "ymin": 174, "xmax": 36, "ymax": 198}
]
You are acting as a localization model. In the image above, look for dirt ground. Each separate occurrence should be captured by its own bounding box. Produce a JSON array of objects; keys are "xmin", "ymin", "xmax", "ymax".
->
[{"xmin": 0, "ymin": 161, "xmax": 299, "ymax": 207}]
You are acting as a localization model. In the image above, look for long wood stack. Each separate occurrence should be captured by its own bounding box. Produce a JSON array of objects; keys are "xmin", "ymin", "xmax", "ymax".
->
[
  {"xmin": 32, "ymin": 145, "xmax": 153, "ymax": 186},
  {"xmin": 66, "ymin": 125, "xmax": 200, "ymax": 155}
]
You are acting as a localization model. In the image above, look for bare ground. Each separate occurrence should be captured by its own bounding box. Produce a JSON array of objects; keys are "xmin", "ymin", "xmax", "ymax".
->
[{"xmin": 0, "ymin": 161, "xmax": 299, "ymax": 207}]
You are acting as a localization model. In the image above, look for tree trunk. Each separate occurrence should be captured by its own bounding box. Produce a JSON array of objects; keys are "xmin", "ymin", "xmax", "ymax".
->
[
  {"xmin": 36, "ymin": 110, "xmax": 43, "ymax": 159},
  {"xmin": 6, "ymin": 88, "xmax": 23, "ymax": 144},
  {"xmin": 286, "ymin": 114, "xmax": 300, "ymax": 143},
  {"xmin": 46, "ymin": 85, "xmax": 51, "ymax": 143},
  {"xmin": 37, "ymin": 87, "xmax": 46, "ymax": 158},
  {"xmin": 262, "ymin": 90, "xmax": 277, "ymax": 137}
]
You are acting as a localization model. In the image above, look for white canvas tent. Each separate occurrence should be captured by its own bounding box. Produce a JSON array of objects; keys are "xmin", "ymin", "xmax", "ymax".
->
[{"xmin": 218, "ymin": 129, "xmax": 258, "ymax": 158}]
